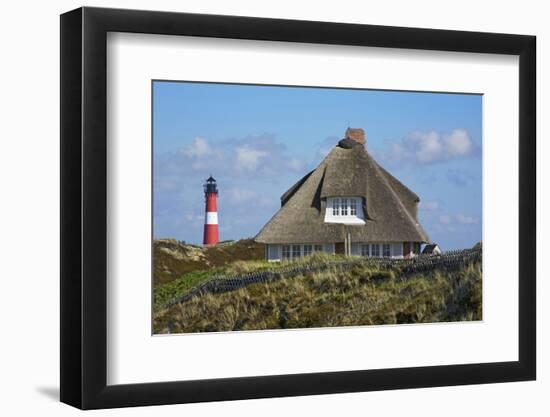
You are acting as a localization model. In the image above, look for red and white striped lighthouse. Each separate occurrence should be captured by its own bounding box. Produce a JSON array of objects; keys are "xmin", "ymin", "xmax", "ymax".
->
[{"xmin": 203, "ymin": 176, "xmax": 219, "ymax": 246}]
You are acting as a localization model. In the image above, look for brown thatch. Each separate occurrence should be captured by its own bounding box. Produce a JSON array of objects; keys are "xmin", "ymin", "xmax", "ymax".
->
[{"xmin": 255, "ymin": 135, "xmax": 429, "ymax": 244}]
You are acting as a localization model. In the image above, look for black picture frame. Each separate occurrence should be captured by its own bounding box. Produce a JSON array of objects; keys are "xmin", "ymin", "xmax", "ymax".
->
[{"xmin": 60, "ymin": 6, "xmax": 536, "ymax": 410}]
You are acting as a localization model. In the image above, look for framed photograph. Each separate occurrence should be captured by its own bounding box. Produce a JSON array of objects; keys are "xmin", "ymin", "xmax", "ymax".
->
[{"xmin": 60, "ymin": 6, "xmax": 536, "ymax": 409}]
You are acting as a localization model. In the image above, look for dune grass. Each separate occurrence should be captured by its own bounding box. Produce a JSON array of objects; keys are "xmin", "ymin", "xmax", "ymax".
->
[
  {"xmin": 153, "ymin": 260, "xmax": 482, "ymax": 334},
  {"xmin": 153, "ymin": 252, "xmax": 350, "ymax": 312}
]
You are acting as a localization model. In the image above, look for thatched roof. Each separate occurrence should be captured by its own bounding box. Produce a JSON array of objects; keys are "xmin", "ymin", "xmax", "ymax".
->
[{"xmin": 255, "ymin": 134, "xmax": 429, "ymax": 244}]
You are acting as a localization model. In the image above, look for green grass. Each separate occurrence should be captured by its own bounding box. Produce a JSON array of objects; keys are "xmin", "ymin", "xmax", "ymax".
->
[
  {"xmin": 153, "ymin": 260, "xmax": 482, "ymax": 333},
  {"xmin": 153, "ymin": 268, "xmax": 226, "ymax": 312}
]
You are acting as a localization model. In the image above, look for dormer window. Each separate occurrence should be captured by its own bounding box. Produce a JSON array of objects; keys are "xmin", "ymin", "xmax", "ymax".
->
[{"xmin": 324, "ymin": 197, "xmax": 366, "ymax": 225}]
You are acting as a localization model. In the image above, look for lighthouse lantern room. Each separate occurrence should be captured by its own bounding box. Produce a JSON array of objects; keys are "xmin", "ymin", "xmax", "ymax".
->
[{"xmin": 203, "ymin": 176, "xmax": 219, "ymax": 246}]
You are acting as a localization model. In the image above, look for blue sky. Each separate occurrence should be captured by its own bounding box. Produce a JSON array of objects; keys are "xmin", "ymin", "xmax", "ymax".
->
[{"xmin": 153, "ymin": 81, "xmax": 482, "ymax": 250}]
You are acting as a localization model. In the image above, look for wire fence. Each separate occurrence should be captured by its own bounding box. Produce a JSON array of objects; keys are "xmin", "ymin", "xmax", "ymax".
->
[{"xmin": 164, "ymin": 247, "xmax": 482, "ymax": 309}]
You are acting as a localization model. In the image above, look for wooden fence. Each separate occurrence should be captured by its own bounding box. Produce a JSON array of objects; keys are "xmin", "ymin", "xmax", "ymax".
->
[{"xmin": 164, "ymin": 247, "xmax": 482, "ymax": 308}]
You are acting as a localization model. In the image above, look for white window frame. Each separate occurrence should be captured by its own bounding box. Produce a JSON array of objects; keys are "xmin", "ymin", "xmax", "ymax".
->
[
  {"xmin": 371, "ymin": 244, "xmax": 380, "ymax": 257},
  {"xmin": 279, "ymin": 243, "xmax": 335, "ymax": 261},
  {"xmin": 325, "ymin": 196, "xmax": 365, "ymax": 225},
  {"xmin": 341, "ymin": 198, "xmax": 348, "ymax": 215},
  {"xmin": 361, "ymin": 243, "xmax": 370, "ymax": 257},
  {"xmin": 282, "ymin": 245, "xmax": 291, "ymax": 260},
  {"xmin": 382, "ymin": 244, "xmax": 391, "ymax": 258},
  {"xmin": 350, "ymin": 198, "xmax": 357, "ymax": 216},
  {"xmin": 333, "ymin": 198, "xmax": 340, "ymax": 216}
]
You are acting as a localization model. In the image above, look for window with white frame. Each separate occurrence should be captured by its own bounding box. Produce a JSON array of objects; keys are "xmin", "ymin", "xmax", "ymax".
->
[
  {"xmin": 350, "ymin": 198, "xmax": 357, "ymax": 216},
  {"xmin": 281, "ymin": 244, "xmax": 334, "ymax": 261},
  {"xmin": 341, "ymin": 198, "xmax": 348, "ymax": 215},
  {"xmin": 361, "ymin": 244, "xmax": 370, "ymax": 257},
  {"xmin": 325, "ymin": 197, "xmax": 365, "ymax": 225},
  {"xmin": 371, "ymin": 244, "xmax": 380, "ymax": 257},
  {"xmin": 382, "ymin": 244, "xmax": 391, "ymax": 258},
  {"xmin": 282, "ymin": 245, "xmax": 291, "ymax": 260},
  {"xmin": 332, "ymin": 198, "xmax": 340, "ymax": 215}
]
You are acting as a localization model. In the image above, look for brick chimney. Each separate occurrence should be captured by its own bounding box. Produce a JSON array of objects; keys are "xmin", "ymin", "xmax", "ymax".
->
[{"xmin": 345, "ymin": 127, "xmax": 366, "ymax": 146}]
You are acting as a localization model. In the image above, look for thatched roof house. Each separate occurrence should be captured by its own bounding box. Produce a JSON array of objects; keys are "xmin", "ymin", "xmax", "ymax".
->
[
  {"xmin": 422, "ymin": 243, "xmax": 441, "ymax": 255},
  {"xmin": 255, "ymin": 128, "xmax": 430, "ymax": 261}
]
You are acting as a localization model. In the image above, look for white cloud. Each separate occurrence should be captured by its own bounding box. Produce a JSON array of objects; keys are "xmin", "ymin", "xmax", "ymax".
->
[
  {"xmin": 287, "ymin": 157, "xmax": 305, "ymax": 172},
  {"xmin": 235, "ymin": 146, "xmax": 268, "ymax": 172},
  {"xmin": 180, "ymin": 137, "xmax": 212, "ymax": 158},
  {"xmin": 157, "ymin": 133, "xmax": 307, "ymax": 179},
  {"xmin": 174, "ymin": 137, "xmax": 225, "ymax": 172},
  {"xmin": 378, "ymin": 129, "xmax": 476, "ymax": 165},
  {"xmin": 154, "ymin": 133, "xmax": 309, "ymax": 242},
  {"xmin": 408, "ymin": 131, "xmax": 444, "ymax": 163},
  {"xmin": 444, "ymin": 129, "xmax": 474, "ymax": 157}
]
